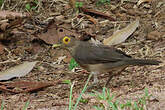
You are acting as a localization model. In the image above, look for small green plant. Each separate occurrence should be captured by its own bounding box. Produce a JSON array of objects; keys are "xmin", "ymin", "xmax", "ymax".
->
[
  {"xmin": 63, "ymin": 80, "xmax": 71, "ymax": 85},
  {"xmin": 92, "ymin": 88, "xmax": 150, "ymax": 110},
  {"xmin": 80, "ymin": 98, "xmax": 88, "ymax": 104},
  {"xmin": 91, "ymin": 87, "xmax": 114, "ymax": 101},
  {"xmin": 1, "ymin": 100, "xmax": 4, "ymax": 110},
  {"xmin": 22, "ymin": 100, "xmax": 30, "ymax": 110},
  {"xmin": 1, "ymin": 100, "xmax": 29, "ymax": 110},
  {"xmin": 75, "ymin": 2, "xmax": 83, "ymax": 9},
  {"xmin": 69, "ymin": 82, "xmax": 74, "ymax": 110},
  {"xmin": 135, "ymin": 88, "xmax": 150, "ymax": 109},
  {"xmin": 69, "ymin": 58, "xmax": 79, "ymax": 70},
  {"xmin": 73, "ymin": 74, "xmax": 92, "ymax": 110},
  {"xmin": 96, "ymin": 0, "xmax": 110, "ymax": 6},
  {"xmin": 91, "ymin": 87, "xmax": 118, "ymax": 109},
  {"xmin": 0, "ymin": 0, "xmax": 4, "ymax": 7},
  {"xmin": 67, "ymin": 74, "xmax": 92, "ymax": 110},
  {"xmin": 25, "ymin": 0, "xmax": 38, "ymax": 11},
  {"xmin": 120, "ymin": 100, "xmax": 132, "ymax": 109},
  {"xmin": 74, "ymin": 1, "xmax": 83, "ymax": 13}
]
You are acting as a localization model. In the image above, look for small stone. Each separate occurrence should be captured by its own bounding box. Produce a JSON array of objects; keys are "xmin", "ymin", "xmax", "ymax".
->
[
  {"xmin": 143, "ymin": 4, "xmax": 151, "ymax": 9},
  {"xmin": 148, "ymin": 10, "xmax": 152, "ymax": 14}
]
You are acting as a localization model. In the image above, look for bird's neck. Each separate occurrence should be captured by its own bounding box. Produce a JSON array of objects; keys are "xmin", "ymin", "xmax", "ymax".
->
[{"xmin": 67, "ymin": 41, "xmax": 80, "ymax": 56}]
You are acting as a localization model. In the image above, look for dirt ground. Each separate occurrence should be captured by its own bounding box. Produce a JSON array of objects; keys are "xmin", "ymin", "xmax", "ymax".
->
[{"xmin": 0, "ymin": 0, "xmax": 165, "ymax": 110}]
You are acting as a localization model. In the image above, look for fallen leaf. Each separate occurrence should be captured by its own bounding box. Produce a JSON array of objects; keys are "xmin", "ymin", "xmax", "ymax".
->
[
  {"xmin": 0, "ymin": 61, "xmax": 38, "ymax": 81},
  {"xmin": 137, "ymin": 0, "xmax": 152, "ymax": 6},
  {"xmin": 0, "ymin": 81, "xmax": 53, "ymax": 93},
  {"xmin": 84, "ymin": 14, "xmax": 97, "ymax": 24},
  {"xmin": 81, "ymin": 7, "xmax": 115, "ymax": 21},
  {"xmin": 38, "ymin": 23, "xmax": 81, "ymax": 44},
  {"xmin": 38, "ymin": 23, "xmax": 58, "ymax": 44},
  {"xmin": 0, "ymin": 11, "xmax": 29, "ymax": 19},
  {"xmin": 103, "ymin": 19, "xmax": 139, "ymax": 45},
  {"xmin": 0, "ymin": 18, "xmax": 24, "ymax": 40}
]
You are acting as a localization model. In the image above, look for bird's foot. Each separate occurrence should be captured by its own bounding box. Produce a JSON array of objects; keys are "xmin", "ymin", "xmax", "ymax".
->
[
  {"xmin": 93, "ymin": 73, "xmax": 99, "ymax": 84},
  {"xmin": 87, "ymin": 81, "xmax": 101, "ymax": 90},
  {"xmin": 87, "ymin": 72, "xmax": 101, "ymax": 90},
  {"xmin": 105, "ymin": 73, "xmax": 114, "ymax": 87}
]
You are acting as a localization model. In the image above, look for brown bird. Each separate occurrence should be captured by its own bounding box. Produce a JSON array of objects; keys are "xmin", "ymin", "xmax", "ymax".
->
[{"xmin": 53, "ymin": 35, "xmax": 161, "ymax": 87}]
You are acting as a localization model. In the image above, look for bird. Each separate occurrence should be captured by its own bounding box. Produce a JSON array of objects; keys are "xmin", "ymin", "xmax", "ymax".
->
[{"xmin": 53, "ymin": 35, "xmax": 161, "ymax": 87}]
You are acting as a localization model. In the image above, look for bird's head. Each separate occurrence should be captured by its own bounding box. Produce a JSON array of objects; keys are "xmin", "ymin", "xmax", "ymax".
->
[{"xmin": 53, "ymin": 35, "xmax": 77, "ymax": 49}]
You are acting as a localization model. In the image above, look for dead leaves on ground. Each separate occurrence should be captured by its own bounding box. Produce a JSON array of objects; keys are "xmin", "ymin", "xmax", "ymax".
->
[
  {"xmin": 36, "ymin": 13, "xmax": 97, "ymax": 44},
  {"xmin": 103, "ymin": 19, "xmax": 139, "ymax": 45},
  {"xmin": 80, "ymin": 7, "xmax": 115, "ymax": 21},
  {"xmin": 0, "ymin": 81, "xmax": 53, "ymax": 93},
  {"xmin": 0, "ymin": 0, "xmax": 163, "ymax": 94},
  {"xmin": 0, "ymin": 60, "xmax": 63, "ymax": 93},
  {"xmin": 0, "ymin": 11, "xmax": 29, "ymax": 19},
  {"xmin": 37, "ymin": 22, "xmax": 81, "ymax": 44},
  {"xmin": 0, "ymin": 61, "xmax": 37, "ymax": 81},
  {"xmin": 0, "ymin": 11, "xmax": 30, "ymax": 40}
]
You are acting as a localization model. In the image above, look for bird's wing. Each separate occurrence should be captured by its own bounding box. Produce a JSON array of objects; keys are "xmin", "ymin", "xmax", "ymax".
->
[{"xmin": 73, "ymin": 42, "xmax": 132, "ymax": 64}]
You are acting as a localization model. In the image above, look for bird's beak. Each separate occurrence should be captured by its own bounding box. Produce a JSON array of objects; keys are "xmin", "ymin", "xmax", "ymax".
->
[{"xmin": 52, "ymin": 44, "xmax": 61, "ymax": 48}]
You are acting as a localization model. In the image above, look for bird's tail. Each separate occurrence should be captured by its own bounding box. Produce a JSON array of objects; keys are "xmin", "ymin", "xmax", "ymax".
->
[{"xmin": 126, "ymin": 59, "xmax": 161, "ymax": 65}]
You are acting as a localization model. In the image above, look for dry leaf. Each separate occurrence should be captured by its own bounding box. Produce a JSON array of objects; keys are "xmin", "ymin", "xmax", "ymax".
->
[
  {"xmin": 137, "ymin": 0, "xmax": 152, "ymax": 6},
  {"xmin": 0, "ymin": 81, "xmax": 53, "ymax": 93},
  {"xmin": 38, "ymin": 24, "xmax": 80, "ymax": 44},
  {"xmin": 0, "ymin": 61, "xmax": 38, "ymax": 81},
  {"xmin": 85, "ymin": 14, "xmax": 97, "ymax": 24},
  {"xmin": 81, "ymin": 7, "xmax": 115, "ymax": 21},
  {"xmin": 103, "ymin": 19, "xmax": 139, "ymax": 45},
  {"xmin": 0, "ymin": 11, "xmax": 29, "ymax": 19}
]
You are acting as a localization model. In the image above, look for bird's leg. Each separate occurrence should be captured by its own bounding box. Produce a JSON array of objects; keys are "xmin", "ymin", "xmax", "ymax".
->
[
  {"xmin": 91, "ymin": 71, "xmax": 99, "ymax": 84},
  {"xmin": 105, "ymin": 73, "xmax": 115, "ymax": 87},
  {"xmin": 86, "ymin": 72, "xmax": 100, "ymax": 90}
]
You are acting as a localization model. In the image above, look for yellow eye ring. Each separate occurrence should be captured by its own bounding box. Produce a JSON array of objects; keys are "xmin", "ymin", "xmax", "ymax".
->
[{"xmin": 63, "ymin": 36, "xmax": 71, "ymax": 44}]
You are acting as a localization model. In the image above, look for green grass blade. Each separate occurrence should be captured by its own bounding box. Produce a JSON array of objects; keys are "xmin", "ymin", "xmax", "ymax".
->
[
  {"xmin": 102, "ymin": 87, "xmax": 106, "ymax": 100},
  {"xmin": 73, "ymin": 74, "xmax": 92, "ymax": 110},
  {"xmin": 69, "ymin": 82, "xmax": 75, "ymax": 110},
  {"xmin": 22, "ymin": 100, "xmax": 30, "ymax": 110},
  {"xmin": 1, "ymin": 100, "xmax": 4, "ymax": 110},
  {"xmin": 134, "ymin": 102, "xmax": 139, "ymax": 110},
  {"xmin": 108, "ymin": 101, "xmax": 118, "ymax": 110}
]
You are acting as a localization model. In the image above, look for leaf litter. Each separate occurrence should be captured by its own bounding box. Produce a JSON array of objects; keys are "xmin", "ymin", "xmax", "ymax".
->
[
  {"xmin": 0, "ymin": 0, "xmax": 164, "ymax": 109},
  {"xmin": 0, "ymin": 81, "xmax": 53, "ymax": 93},
  {"xmin": 0, "ymin": 61, "xmax": 37, "ymax": 81},
  {"xmin": 103, "ymin": 19, "xmax": 139, "ymax": 45}
]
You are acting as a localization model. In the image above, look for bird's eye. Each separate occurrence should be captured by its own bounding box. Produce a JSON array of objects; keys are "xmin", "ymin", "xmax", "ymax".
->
[
  {"xmin": 63, "ymin": 36, "xmax": 71, "ymax": 44},
  {"xmin": 65, "ymin": 38, "xmax": 69, "ymax": 42}
]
